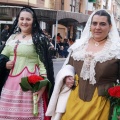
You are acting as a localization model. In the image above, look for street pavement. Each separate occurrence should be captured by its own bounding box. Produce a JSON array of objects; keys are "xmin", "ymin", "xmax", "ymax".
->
[{"xmin": 52, "ymin": 58, "xmax": 66, "ymax": 78}]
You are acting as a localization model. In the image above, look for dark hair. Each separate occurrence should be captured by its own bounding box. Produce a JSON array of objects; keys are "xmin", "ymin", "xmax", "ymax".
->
[
  {"xmin": 9, "ymin": 6, "xmax": 43, "ymax": 37},
  {"xmin": 92, "ymin": 10, "xmax": 111, "ymax": 25},
  {"xmin": 57, "ymin": 33, "xmax": 60, "ymax": 36},
  {"xmin": 4, "ymin": 25, "xmax": 9, "ymax": 29},
  {"xmin": 8, "ymin": 6, "xmax": 45, "ymax": 63}
]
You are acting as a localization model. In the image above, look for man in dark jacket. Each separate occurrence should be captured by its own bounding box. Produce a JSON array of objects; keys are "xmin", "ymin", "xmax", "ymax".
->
[{"xmin": 1, "ymin": 25, "xmax": 9, "ymax": 44}]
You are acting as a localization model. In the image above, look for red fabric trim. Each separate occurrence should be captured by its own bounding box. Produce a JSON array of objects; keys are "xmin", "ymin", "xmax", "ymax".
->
[
  {"xmin": 10, "ymin": 43, "xmax": 18, "ymax": 75},
  {"xmin": 9, "ymin": 65, "xmax": 39, "ymax": 77},
  {"xmin": 42, "ymin": 89, "xmax": 51, "ymax": 120}
]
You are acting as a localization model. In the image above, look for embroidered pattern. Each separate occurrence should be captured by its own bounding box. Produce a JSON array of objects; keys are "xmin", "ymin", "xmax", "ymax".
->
[{"xmin": 0, "ymin": 88, "xmax": 44, "ymax": 119}]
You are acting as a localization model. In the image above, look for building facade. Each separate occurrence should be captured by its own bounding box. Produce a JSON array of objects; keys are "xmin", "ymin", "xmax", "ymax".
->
[
  {"xmin": 0, "ymin": 0, "xmax": 89, "ymax": 40},
  {"xmin": 112, "ymin": 0, "xmax": 120, "ymax": 33},
  {"xmin": 0, "ymin": 0, "xmax": 45, "ymax": 8},
  {"xmin": 52, "ymin": 0, "xmax": 88, "ymax": 39},
  {"xmin": 85, "ymin": 0, "xmax": 120, "ymax": 33},
  {"xmin": 0, "ymin": 0, "xmax": 119, "ymax": 39}
]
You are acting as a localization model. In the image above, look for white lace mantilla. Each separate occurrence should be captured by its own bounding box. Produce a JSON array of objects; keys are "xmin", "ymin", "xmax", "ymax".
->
[
  {"xmin": 71, "ymin": 39, "xmax": 120, "ymax": 85},
  {"xmin": 6, "ymin": 34, "xmax": 33, "ymax": 46}
]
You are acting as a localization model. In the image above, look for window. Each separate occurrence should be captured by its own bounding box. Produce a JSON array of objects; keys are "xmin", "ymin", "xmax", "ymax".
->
[
  {"xmin": 70, "ymin": 0, "xmax": 76, "ymax": 12},
  {"xmin": 61, "ymin": 0, "xmax": 64, "ymax": 10}
]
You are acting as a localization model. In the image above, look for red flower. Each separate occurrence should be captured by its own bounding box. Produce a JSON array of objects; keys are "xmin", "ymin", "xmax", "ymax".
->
[
  {"xmin": 28, "ymin": 75, "xmax": 44, "ymax": 84},
  {"xmin": 108, "ymin": 86, "xmax": 120, "ymax": 98}
]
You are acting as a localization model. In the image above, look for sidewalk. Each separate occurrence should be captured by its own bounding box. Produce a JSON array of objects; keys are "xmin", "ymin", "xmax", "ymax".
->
[{"xmin": 52, "ymin": 58, "xmax": 66, "ymax": 62}]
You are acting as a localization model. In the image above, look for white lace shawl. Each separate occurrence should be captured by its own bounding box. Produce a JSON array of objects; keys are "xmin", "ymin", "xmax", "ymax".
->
[
  {"xmin": 71, "ymin": 38, "xmax": 120, "ymax": 85},
  {"xmin": 63, "ymin": 9, "xmax": 120, "ymax": 85}
]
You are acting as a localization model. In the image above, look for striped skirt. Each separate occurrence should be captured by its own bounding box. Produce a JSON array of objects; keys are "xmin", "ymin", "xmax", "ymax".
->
[{"xmin": 0, "ymin": 67, "xmax": 49, "ymax": 120}]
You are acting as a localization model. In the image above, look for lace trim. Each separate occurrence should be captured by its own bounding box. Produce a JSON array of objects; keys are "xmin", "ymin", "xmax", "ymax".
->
[
  {"xmin": 71, "ymin": 39, "xmax": 120, "ymax": 85},
  {"xmin": 6, "ymin": 34, "xmax": 33, "ymax": 46},
  {"xmin": 80, "ymin": 53, "xmax": 96, "ymax": 84}
]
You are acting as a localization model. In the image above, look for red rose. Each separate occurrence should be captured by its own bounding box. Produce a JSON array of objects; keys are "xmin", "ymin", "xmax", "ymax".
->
[
  {"xmin": 108, "ymin": 86, "xmax": 120, "ymax": 98},
  {"xmin": 116, "ymin": 92, "xmax": 120, "ymax": 98},
  {"xmin": 28, "ymin": 75, "xmax": 44, "ymax": 84}
]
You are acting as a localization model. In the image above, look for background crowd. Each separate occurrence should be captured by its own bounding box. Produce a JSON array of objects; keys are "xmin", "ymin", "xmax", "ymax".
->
[{"xmin": 43, "ymin": 29, "xmax": 75, "ymax": 59}]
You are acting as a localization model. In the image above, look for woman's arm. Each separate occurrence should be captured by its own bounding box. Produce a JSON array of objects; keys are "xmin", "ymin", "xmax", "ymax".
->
[
  {"xmin": 33, "ymin": 57, "xmax": 48, "ymax": 102},
  {"xmin": 1, "ymin": 45, "xmax": 14, "ymax": 69},
  {"xmin": 63, "ymin": 56, "xmax": 75, "ymax": 88}
]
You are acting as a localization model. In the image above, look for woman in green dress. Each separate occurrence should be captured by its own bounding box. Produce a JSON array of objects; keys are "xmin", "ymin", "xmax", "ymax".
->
[{"xmin": 0, "ymin": 7, "xmax": 54, "ymax": 120}]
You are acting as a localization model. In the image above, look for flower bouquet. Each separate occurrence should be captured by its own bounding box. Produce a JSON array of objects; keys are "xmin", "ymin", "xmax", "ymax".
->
[
  {"xmin": 19, "ymin": 75, "xmax": 51, "ymax": 116},
  {"xmin": 107, "ymin": 84, "xmax": 120, "ymax": 120}
]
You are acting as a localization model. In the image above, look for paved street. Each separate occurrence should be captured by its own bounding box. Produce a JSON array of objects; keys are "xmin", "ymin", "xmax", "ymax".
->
[{"xmin": 53, "ymin": 58, "xmax": 66, "ymax": 78}]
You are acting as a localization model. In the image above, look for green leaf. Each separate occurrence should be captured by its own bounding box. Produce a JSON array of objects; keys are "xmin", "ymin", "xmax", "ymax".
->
[
  {"xmin": 19, "ymin": 77, "xmax": 33, "ymax": 92},
  {"xmin": 34, "ymin": 78, "xmax": 52, "ymax": 97},
  {"xmin": 35, "ymin": 79, "xmax": 49, "ymax": 91},
  {"xmin": 88, "ymin": 0, "xmax": 96, "ymax": 2},
  {"xmin": 19, "ymin": 83, "xmax": 30, "ymax": 91}
]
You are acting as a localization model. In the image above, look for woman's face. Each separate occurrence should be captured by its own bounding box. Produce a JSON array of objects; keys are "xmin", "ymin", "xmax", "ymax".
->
[
  {"xmin": 91, "ymin": 15, "xmax": 111, "ymax": 41},
  {"xmin": 18, "ymin": 11, "xmax": 33, "ymax": 33}
]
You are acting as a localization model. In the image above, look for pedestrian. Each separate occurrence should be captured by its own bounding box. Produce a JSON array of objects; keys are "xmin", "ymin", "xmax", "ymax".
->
[
  {"xmin": 1, "ymin": 25, "xmax": 9, "ymax": 44},
  {"xmin": 68, "ymin": 38, "xmax": 74, "ymax": 46},
  {"xmin": 57, "ymin": 33, "xmax": 62, "ymax": 43},
  {"xmin": 63, "ymin": 38, "xmax": 69, "ymax": 58},
  {"xmin": 0, "ymin": 6, "xmax": 54, "ymax": 120},
  {"xmin": 46, "ymin": 9, "xmax": 120, "ymax": 120}
]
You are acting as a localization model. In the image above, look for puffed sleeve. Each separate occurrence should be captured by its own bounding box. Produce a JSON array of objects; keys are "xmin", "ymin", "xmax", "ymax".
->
[
  {"xmin": 1, "ymin": 45, "xmax": 10, "ymax": 57},
  {"xmin": 1, "ymin": 34, "xmax": 16, "ymax": 57}
]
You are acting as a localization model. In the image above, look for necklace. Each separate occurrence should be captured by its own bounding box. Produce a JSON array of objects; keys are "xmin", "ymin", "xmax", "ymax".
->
[
  {"xmin": 94, "ymin": 41, "xmax": 99, "ymax": 47},
  {"xmin": 92, "ymin": 37, "xmax": 107, "ymax": 47},
  {"xmin": 22, "ymin": 35, "xmax": 26, "ymax": 39}
]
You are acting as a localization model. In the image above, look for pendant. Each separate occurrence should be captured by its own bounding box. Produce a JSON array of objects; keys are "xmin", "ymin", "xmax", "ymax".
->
[
  {"xmin": 95, "ymin": 42, "xmax": 99, "ymax": 47},
  {"xmin": 22, "ymin": 35, "xmax": 26, "ymax": 39}
]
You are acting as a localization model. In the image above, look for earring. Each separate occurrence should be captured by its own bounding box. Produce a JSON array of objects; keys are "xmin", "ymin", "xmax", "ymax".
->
[{"xmin": 90, "ymin": 28, "xmax": 91, "ymax": 32}]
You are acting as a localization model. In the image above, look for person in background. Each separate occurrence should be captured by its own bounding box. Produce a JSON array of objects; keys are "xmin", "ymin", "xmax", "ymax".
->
[
  {"xmin": 1, "ymin": 25, "xmax": 9, "ymax": 44},
  {"xmin": 48, "ymin": 35, "xmax": 56, "ymax": 59},
  {"xmin": 68, "ymin": 38, "xmax": 74, "ymax": 46},
  {"xmin": 63, "ymin": 38, "xmax": 69, "ymax": 58},
  {"xmin": 46, "ymin": 9, "xmax": 120, "ymax": 120},
  {"xmin": 58, "ymin": 40, "xmax": 64, "ymax": 58},
  {"xmin": 43, "ymin": 29, "xmax": 49, "ymax": 37},
  {"xmin": 0, "ymin": 6, "xmax": 54, "ymax": 120},
  {"xmin": 57, "ymin": 33, "xmax": 62, "ymax": 43}
]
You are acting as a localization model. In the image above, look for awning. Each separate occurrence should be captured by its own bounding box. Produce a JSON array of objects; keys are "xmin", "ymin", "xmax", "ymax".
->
[
  {"xmin": 34, "ymin": 8, "xmax": 89, "ymax": 25},
  {"xmin": 0, "ymin": 6, "xmax": 89, "ymax": 25}
]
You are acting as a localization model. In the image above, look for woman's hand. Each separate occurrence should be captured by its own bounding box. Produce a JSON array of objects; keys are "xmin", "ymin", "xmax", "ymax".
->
[
  {"xmin": 6, "ymin": 60, "xmax": 14, "ymax": 69},
  {"xmin": 33, "ymin": 86, "xmax": 46, "ymax": 103},
  {"xmin": 41, "ymin": 74, "xmax": 47, "ymax": 77},
  {"xmin": 64, "ymin": 76, "xmax": 74, "ymax": 88}
]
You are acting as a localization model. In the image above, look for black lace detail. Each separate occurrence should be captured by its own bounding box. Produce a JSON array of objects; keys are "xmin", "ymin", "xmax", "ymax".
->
[{"xmin": 32, "ymin": 33, "xmax": 54, "ymax": 99}]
